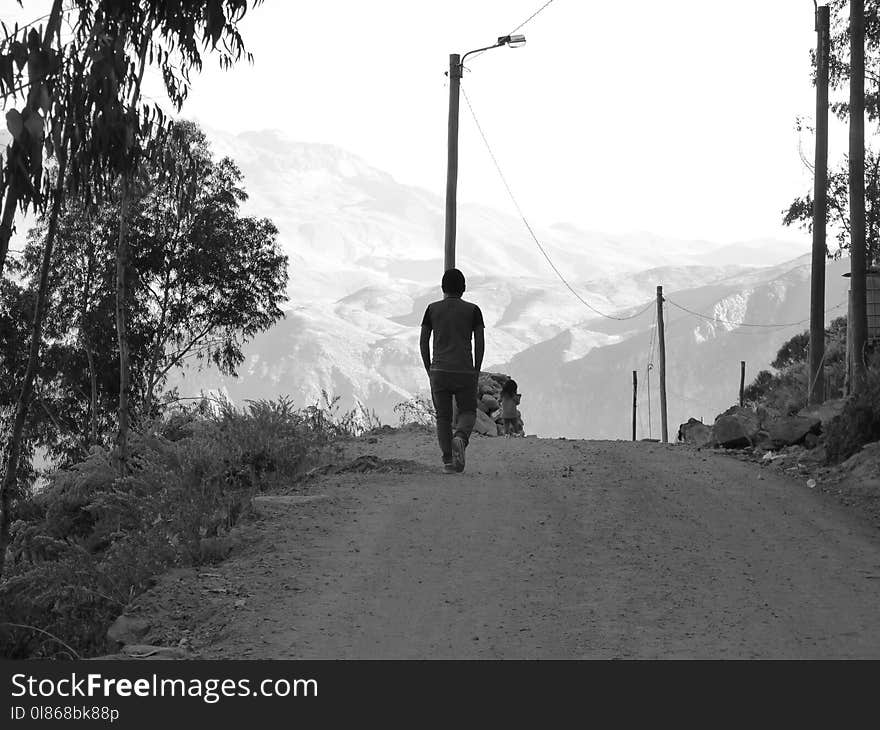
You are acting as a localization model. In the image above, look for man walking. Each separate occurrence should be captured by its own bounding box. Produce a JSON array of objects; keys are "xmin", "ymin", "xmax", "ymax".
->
[{"xmin": 420, "ymin": 268, "xmax": 485, "ymax": 473}]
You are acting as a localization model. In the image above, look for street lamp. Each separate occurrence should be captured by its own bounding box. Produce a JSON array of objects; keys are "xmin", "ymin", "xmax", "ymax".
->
[{"xmin": 444, "ymin": 35, "xmax": 526, "ymax": 271}]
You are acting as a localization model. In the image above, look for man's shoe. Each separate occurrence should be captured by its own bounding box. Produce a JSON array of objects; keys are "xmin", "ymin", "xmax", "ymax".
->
[
  {"xmin": 442, "ymin": 463, "xmax": 457, "ymax": 474},
  {"xmin": 452, "ymin": 436, "xmax": 466, "ymax": 472}
]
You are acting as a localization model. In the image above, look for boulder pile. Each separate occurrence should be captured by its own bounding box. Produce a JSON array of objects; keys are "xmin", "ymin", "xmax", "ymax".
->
[
  {"xmin": 474, "ymin": 372, "xmax": 524, "ymax": 437},
  {"xmin": 678, "ymin": 403, "xmax": 827, "ymax": 452}
]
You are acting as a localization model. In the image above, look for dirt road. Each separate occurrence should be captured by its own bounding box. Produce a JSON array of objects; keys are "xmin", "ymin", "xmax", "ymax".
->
[{"xmin": 155, "ymin": 428, "xmax": 880, "ymax": 659}]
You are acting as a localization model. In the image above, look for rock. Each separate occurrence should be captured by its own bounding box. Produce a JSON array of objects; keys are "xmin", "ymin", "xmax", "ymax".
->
[
  {"xmin": 798, "ymin": 399, "xmax": 846, "ymax": 430},
  {"xmin": 107, "ymin": 614, "xmax": 151, "ymax": 646},
  {"xmin": 755, "ymin": 404, "xmax": 770, "ymax": 426},
  {"xmin": 719, "ymin": 405, "xmax": 762, "ymax": 432},
  {"xmin": 765, "ymin": 415, "xmax": 821, "ymax": 448},
  {"xmin": 752, "ymin": 430, "xmax": 773, "ymax": 450},
  {"xmin": 804, "ymin": 432, "xmax": 819, "ymax": 450},
  {"xmin": 474, "ymin": 409, "xmax": 499, "ymax": 436},
  {"xmin": 840, "ymin": 441, "xmax": 880, "ymax": 482},
  {"xmin": 677, "ymin": 418, "xmax": 713, "ymax": 447},
  {"xmin": 477, "ymin": 372, "xmax": 526, "ymax": 434},
  {"xmin": 713, "ymin": 406, "xmax": 761, "ymax": 448},
  {"xmin": 478, "ymin": 373, "xmax": 505, "ymax": 397}
]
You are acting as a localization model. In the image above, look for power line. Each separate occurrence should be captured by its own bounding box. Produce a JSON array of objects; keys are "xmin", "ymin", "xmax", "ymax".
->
[
  {"xmin": 665, "ymin": 296, "xmax": 847, "ymax": 329},
  {"xmin": 466, "ymin": 0, "xmax": 558, "ymax": 64},
  {"xmin": 511, "ymin": 0, "xmax": 558, "ymax": 34},
  {"xmin": 461, "ymin": 85, "xmax": 653, "ymax": 322}
]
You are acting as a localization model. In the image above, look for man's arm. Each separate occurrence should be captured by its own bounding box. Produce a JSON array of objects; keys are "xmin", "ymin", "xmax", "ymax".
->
[
  {"xmin": 473, "ymin": 327, "xmax": 485, "ymax": 374},
  {"xmin": 420, "ymin": 325, "xmax": 432, "ymax": 374}
]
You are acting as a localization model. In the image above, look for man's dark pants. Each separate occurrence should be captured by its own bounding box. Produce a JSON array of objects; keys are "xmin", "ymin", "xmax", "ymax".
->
[{"xmin": 429, "ymin": 371, "xmax": 477, "ymax": 463}]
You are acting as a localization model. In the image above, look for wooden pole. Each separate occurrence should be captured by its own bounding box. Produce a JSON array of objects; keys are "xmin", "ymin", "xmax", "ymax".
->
[
  {"xmin": 657, "ymin": 286, "xmax": 668, "ymax": 443},
  {"xmin": 444, "ymin": 53, "xmax": 461, "ymax": 272},
  {"xmin": 850, "ymin": 0, "xmax": 868, "ymax": 393},
  {"xmin": 632, "ymin": 370, "xmax": 637, "ymax": 441},
  {"xmin": 810, "ymin": 4, "xmax": 831, "ymax": 405},
  {"xmin": 846, "ymin": 287, "xmax": 854, "ymax": 395},
  {"xmin": 739, "ymin": 361, "xmax": 746, "ymax": 407}
]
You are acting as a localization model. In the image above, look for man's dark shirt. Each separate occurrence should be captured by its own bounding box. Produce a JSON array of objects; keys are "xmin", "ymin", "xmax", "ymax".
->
[{"xmin": 421, "ymin": 297, "xmax": 485, "ymax": 373}]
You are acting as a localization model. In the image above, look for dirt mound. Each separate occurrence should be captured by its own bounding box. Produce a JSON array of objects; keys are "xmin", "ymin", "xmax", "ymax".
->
[{"xmin": 303, "ymin": 455, "xmax": 434, "ymax": 480}]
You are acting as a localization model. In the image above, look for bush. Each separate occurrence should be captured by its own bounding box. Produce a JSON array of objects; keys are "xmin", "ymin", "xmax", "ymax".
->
[
  {"xmin": 0, "ymin": 395, "xmax": 368, "ymax": 658},
  {"xmin": 825, "ymin": 367, "xmax": 880, "ymax": 463},
  {"xmin": 743, "ymin": 317, "xmax": 848, "ymax": 415},
  {"xmin": 393, "ymin": 393, "xmax": 435, "ymax": 427},
  {"xmin": 743, "ymin": 363, "xmax": 810, "ymax": 415}
]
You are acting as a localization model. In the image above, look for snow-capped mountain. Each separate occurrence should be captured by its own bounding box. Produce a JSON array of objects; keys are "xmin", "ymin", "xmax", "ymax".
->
[{"xmin": 170, "ymin": 128, "xmax": 822, "ymax": 437}]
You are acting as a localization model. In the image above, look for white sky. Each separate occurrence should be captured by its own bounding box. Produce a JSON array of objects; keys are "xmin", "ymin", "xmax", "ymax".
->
[{"xmin": 3, "ymin": 1, "xmax": 847, "ymax": 244}]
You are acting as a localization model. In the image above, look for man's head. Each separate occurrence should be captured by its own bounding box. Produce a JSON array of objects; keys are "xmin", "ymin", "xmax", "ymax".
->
[{"xmin": 441, "ymin": 268, "xmax": 466, "ymax": 296}]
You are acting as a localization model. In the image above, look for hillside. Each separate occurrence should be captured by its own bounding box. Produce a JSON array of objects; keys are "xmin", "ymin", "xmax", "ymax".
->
[{"xmin": 498, "ymin": 255, "xmax": 851, "ymax": 438}]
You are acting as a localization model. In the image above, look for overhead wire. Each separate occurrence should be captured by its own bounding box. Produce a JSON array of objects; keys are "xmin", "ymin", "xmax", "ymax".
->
[
  {"xmin": 665, "ymin": 296, "xmax": 848, "ymax": 329},
  {"xmin": 466, "ymin": 0, "xmax": 558, "ymax": 64},
  {"xmin": 510, "ymin": 0, "xmax": 558, "ymax": 33},
  {"xmin": 461, "ymin": 85, "xmax": 653, "ymax": 322},
  {"xmin": 459, "ymin": 0, "xmax": 839, "ymax": 434},
  {"xmin": 463, "ymin": 67, "xmax": 840, "ymax": 330}
]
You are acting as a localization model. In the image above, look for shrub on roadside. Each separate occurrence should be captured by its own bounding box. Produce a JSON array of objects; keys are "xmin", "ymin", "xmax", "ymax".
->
[
  {"xmin": 0, "ymin": 395, "xmax": 367, "ymax": 659},
  {"xmin": 393, "ymin": 393, "xmax": 435, "ymax": 427},
  {"xmin": 825, "ymin": 366, "xmax": 880, "ymax": 463},
  {"xmin": 743, "ymin": 317, "xmax": 848, "ymax": 416}
]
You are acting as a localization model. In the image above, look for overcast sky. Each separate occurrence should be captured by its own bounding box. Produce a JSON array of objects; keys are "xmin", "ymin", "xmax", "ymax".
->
[{"xmin": 5, "ymin": 1, "xmax": 846, "ymax": 245}]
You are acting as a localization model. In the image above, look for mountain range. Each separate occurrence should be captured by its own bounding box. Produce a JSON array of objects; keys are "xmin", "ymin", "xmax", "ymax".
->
[
  {"xmin": 168, "ymin": 127, "xmax": 835, "ymax": 439},
  {"xmin": 5, "ymin": 123, "xmax": 832, "ymax": 438}
]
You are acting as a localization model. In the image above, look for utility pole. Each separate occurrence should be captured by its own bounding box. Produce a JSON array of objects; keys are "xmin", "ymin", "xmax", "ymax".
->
[
  {"xmin": 846, "ymin": 287, "xmax": 854, "ymax": 394},
  {"xmin": 810, "ymin": 4, "xmax": 831, "ymax": 405},
  {"xmin": 740, "ymin": 361, "xmax": 746, "ymax": 407},
  {"xmin": 442, "ymin": 36, "xmax": 525, "ymax": 273},
  {"xmin": 850, "ymin": 0, "xmax": 868, "ymax": 393},
  {"xmin": 656, "ymin": 286, "xmax": 668, "ymax": 443},
  {"xmin": 444, "ymin": 53, "xmax": 461, "ymax": 272},
  {"xmin": 632, "ymin": 370, "xmax": 637, "ymax": 441}
]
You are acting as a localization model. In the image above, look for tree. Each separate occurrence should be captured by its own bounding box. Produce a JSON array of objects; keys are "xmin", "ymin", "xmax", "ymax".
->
[
  {"xmin": 783, "ymin": 0, "xmax": 876, "ymax": 394},
  {"xmin": 15, "ymin": 121, "xmax": 288, "ymax": 465},
  {"xmin": 0, "ymin": 0, "xmax": 266, "ymax": 582},
  {"xmin": 783, "ymin": 0, "xmax": 880, "ymax": 262},
  {"xmin": 0, "ymin": 0, "xmax": 66, "ymax": 281},
  {"xmin": 133, "ymin": 122, "xmax": 288, "ymax": 416},
  {"xmin": 783, "ymin": 150, "xmax": 880, "ymax": 263}
]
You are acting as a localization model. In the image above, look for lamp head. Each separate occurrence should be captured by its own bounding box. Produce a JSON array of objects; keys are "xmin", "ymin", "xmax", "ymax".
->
[{"xmin": 498, "ymin": 34, "xmax": 526, "ymax": 48}]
